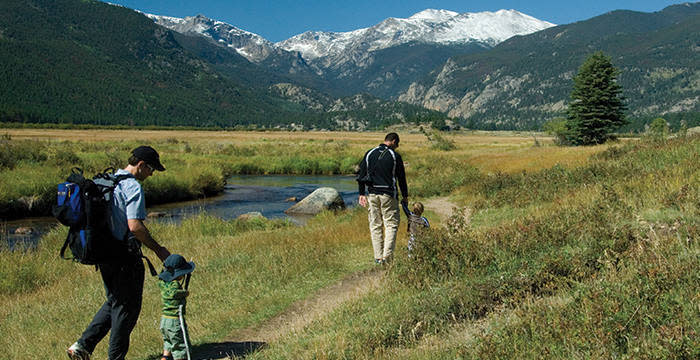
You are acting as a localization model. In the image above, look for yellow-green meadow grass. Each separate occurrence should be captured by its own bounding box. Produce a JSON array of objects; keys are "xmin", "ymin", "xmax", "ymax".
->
[
  {"xmin": 4, "ymin": 129, "xmax": 697, "ymax": 359},
  {"xmin": 0, "ymin": 209, "xmax": 374, "ymax": 359}
]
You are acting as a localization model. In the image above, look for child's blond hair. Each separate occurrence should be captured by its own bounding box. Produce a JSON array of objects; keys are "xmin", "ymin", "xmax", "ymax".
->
[{"xmin": 412, "ymin": 202, "xmax": 424, "ymax": 216}]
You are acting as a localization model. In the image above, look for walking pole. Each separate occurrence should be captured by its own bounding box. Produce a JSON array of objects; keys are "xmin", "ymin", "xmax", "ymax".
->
[
  {"xmin": 179, "ymin": 305, "xmax": 191, "ymax": 360},
  {"xmin": 181, "ymin": 270, "xmax": 192, "ymax": 360}
]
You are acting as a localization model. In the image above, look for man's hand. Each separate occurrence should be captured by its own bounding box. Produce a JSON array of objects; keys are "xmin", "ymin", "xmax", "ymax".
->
[
  {"xmin": 359, "ymin": 195, "xmax": 368, "ymax": 208},
  {"xmin": 128, "ymin": 218, "xmax": 170, "ymax": 262}
]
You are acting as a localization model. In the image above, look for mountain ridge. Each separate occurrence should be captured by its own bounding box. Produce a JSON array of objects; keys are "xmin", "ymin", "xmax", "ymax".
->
[
  {"xmin": 147, "ymin": 8, "xmax": 555, "ymax": 63},
  {"xmin": 0, "ymin": 0, "xmax": 448, "ymax": 130},
  {"xmin": 276, "ymin": 8, "xmax": 555, "ymax": 61},
  {"xmin": 147, "ymin": 8, "xmax": 554, "ymax": 99},
  {"xmin": 398, "ymin": 3, "xmax": 700, "ymax": 130}
]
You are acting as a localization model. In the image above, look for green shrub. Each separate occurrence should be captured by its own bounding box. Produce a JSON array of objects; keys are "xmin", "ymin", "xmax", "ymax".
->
[
  {"xmin": 645, "ymin": 117, "xmax": 670, "ymax": 141},
  {"xmin": 542, "ymin": 117, "xmax": 571, "ymax": 145},
  {"xmin": 0, "ymin": 139, "xmax": 47, "ymax": 169}
]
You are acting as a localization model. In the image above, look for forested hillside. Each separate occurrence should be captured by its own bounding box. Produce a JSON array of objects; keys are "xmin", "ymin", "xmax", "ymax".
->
[
  {"xmin": 0, "ymin": 0, "xmax": 296, "ymax": 127},
  {"xmin": 0, "ymin": 0, "xmax": 447, "ymax": 129}
]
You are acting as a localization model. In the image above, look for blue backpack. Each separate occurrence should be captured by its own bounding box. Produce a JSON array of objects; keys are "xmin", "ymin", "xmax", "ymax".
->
[{"xmin": 53, "ymin": 168, "xmax": 134, "ymax": 265}]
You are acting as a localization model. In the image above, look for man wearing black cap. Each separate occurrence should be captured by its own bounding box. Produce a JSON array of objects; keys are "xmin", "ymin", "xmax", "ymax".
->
[{"xmin": 67, "ymin": 146, "xmax": 171, "ymax": 360}]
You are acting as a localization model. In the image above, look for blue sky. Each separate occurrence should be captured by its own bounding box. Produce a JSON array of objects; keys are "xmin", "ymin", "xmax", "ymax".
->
[{"xmin": 104, "ymin": 1, "xmax": 687, "ymax": 42}]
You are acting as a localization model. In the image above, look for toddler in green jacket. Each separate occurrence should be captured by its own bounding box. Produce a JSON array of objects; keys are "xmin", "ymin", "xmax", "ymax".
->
[{"xmin": 158, "ymin": 254, "xmax": 195, "ymax": 360}]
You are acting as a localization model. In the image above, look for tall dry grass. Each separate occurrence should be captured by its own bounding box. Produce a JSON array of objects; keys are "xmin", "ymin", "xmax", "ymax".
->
[
  {"xmin": 243, "ymin": 136, "xmax": 699, "ymax": 359},
  {"xmin": 0, "ymin": 209, "xmax": 375, "ymax": 359},
  {"xmin": 6, "ymin": 128, "xmax": 666, "ymax": 360}
]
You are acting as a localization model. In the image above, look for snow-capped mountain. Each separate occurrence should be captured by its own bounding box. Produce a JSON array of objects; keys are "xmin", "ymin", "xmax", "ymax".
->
[
  {"xmin": 145, "ymin": 13, "xmax": 277, "ymax": 62},
  {"xmin": 146, "ymin": 9, "xmax": 554, "ymax": 63},
  {"xmin": 277, "ymin": 9, "xmax": 556, "ymax": 60},
  {"xmin": 144, "ymin": 8, "xmax": 556, "ymax": 98}
]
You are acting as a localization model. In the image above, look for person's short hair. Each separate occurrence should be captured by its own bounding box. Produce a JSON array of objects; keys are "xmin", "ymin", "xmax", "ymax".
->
[
  {"xmin": 385, "ymin": 132, "xmax": 400, "ymax": 143},
  {"xmin": 412, "ymin": 202, "xmax": 424, "ymax": 215},
  {"xmin": 128, "ymin": 155, "xmax": 140, "ymax": 166}
]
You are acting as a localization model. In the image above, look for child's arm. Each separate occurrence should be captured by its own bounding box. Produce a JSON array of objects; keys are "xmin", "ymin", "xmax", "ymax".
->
[
  {"xmin": 422, "ymin": 217, "xmax": 430, "ymax": 228},
  {"xmin": 401, "ymin": 202, "xmax": 412, "ymax": 217},
  {"xmin": 173, "ymin": 289, "xmax": 189, "ymax": 299},
  {"xmin": 160, "ymin": 280, "xmax": 189, "ymax": 300}
]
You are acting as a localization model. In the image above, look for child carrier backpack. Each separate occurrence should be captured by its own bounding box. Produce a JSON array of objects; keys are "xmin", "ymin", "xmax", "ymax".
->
[{"xmin": 53, "ymin": 167, "xmax": 134, "ymax": 265}]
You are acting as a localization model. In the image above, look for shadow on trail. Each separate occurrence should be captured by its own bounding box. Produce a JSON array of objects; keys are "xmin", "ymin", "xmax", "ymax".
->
[{"xmin": 190, "ymin": 341, "xmax": 266, "ymax": 359}]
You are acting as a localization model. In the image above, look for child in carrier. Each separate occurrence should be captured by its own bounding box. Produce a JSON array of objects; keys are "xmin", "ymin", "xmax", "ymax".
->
[
  {"xmin": 158, "ymin": 254, "xmax": 195, "ymax": 360},
  {"xmin": 402, "ymin": 202, "xmax": 430, "ymax": 255}
]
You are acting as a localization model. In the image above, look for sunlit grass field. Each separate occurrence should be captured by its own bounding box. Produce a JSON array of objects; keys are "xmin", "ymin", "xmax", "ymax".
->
[
  {"xmin": 2, "ymin": 129, "xmax": 697, "ymax": 359},
  {"xmin": 1, "ymin": 128, "xmax": 585, "ymax": 219},
  {"xmin": 0, "ymin": 210, "xmax": 372, "ymax": 359},
  {"xmin": 245, "ymin": 136, "xmax": 699, "ymax": 360}
]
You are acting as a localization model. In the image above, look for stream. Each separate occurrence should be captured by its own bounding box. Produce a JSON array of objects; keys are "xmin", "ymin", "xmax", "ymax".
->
[{"xmin": 2, "ymin": 175, "xmax": 359, "ymax": 249}]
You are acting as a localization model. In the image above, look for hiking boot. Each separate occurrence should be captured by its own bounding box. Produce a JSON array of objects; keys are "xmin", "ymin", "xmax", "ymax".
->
[
  {"xmin": 374, "ymin": 258, "xmax": 384, "ymax": 265},
  {"xmin": 66, "ymin": 342, "xmax": 90, "ymax": 360}
]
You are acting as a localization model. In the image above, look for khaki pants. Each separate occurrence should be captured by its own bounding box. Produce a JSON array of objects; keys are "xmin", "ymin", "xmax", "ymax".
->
[
  {"xmin": 368, "ymin": 193, "xmax": 400, "ymax": 260},
  {"xmin": 160, "ymin": 316, "xmax": 190, "ymax": 360}
]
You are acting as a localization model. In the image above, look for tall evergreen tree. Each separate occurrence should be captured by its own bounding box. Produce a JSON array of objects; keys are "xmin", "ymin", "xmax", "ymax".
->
[{"xmin": 566, "ymin": 52, "xmax": 627, "ymax": 145}]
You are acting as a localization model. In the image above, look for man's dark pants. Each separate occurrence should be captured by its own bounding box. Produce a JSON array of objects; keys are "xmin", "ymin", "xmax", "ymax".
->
[{"xmin": 77, "ymin": 259, "xmax": 144, "ymax": 360}]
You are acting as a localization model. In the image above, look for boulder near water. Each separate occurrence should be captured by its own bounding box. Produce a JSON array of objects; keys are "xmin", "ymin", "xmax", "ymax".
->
[
  {"xmin": 237, "ymin": 211, "xmax": 266, "ymax": 221},
  {"xmin": 14, "ymin": 227, "xmax": 34, "ymax": 235},
  {"xmin": 285, "ymin": 187, "xmax": 346, "ymax": 215},
  {"xmin": 147, "ymin": 211, "xmax": 170, "ymax": 218}
]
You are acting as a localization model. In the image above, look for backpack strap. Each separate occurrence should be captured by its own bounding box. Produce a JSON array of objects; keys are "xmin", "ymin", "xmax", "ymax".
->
[
  {"xmin": 107, "ymin": 171, "xmax": 156, "ymax": 277},
  {"xmin": 112, "ymin": 173, "xmax": 134, "ymax": 183},
  {"xmin": 142, "ymin": 255, "xmax": 158, "ymax": 276}
]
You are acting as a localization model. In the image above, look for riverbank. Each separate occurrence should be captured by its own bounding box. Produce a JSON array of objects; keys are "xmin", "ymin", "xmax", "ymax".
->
[
  {"xmin": 2, "ymin": 174, "xmax": 360, "ymax": 249},
  {"xmin": 0, "ymin": 130, "xmax": 370, "ymax": 220},
  {"xmin": 0, "ymin": 128, "xmax": 592, "ymax": 221}
]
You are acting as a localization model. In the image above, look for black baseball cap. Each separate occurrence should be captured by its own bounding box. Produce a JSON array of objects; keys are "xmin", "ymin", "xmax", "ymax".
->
[{"xmin": 131, "ymin": 146, "xmax": 165, "ymax": 171}]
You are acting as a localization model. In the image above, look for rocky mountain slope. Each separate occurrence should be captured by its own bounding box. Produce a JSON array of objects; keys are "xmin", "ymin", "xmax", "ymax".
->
[
  {"xmin": 148, "ymin": 9, "xmax": 555, "ymax": 98},
  {"xmin": 398, "ymin": 3, "xmax": 700, "ymax": 130}
]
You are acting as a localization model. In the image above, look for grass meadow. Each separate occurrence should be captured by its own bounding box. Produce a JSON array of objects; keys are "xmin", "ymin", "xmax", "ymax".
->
[
  {"xmin": 1, "ymin": 129, "xmax": 697, "ymax": 359},
  {"xmin": 246, "ymin": 136, "xmax": 699, "ymax": 360}
]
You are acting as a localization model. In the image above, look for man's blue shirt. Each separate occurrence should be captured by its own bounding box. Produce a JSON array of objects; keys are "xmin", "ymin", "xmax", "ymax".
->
[{"xmin": 110, "ymin": 169, "xmax": 146, "ymax": 241}]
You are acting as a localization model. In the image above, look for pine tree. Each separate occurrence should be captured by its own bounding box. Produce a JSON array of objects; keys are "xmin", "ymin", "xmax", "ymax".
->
[{"xmin": 566, "ymin": 52, "xmax": 627, "ymax": 145}]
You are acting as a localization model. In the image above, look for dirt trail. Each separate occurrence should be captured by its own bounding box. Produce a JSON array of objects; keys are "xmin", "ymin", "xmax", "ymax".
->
[
  {"xmin": 422, "ymin": 196, "xmax": 458, "ymax": 221},
  {"xmin": 230, "ymin": 197, "xmax": 462, "ymax": 343},
  {"xmin": 229, "ymin": 268, "xmax": 385, "ymax": 343},
  {"xmin": 195, "ymin": 269, "xmax": 385, "ymax": 359},
  {"xmin": 196, "ymin": 197, "xmax": 462, "ymax": 359},
  {"xmin": 423, "ymin": 196, "xmax": 471, "ymax": 225}
]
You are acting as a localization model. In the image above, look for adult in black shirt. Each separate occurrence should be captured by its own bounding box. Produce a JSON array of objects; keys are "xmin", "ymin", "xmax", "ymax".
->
[{"xmin": 357, "ymin": 132, "xmax": 408, "ymax": 263}]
